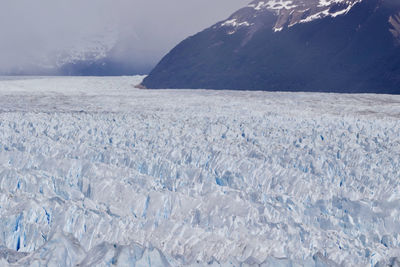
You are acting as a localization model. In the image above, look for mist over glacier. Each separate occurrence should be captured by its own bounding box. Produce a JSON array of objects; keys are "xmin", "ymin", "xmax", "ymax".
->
[
  {"xmin": 0, "ymin": 0, "xmax": 246, "ymax": 75},
  {"xmin": 0, "ymin": 76, "xmax": 399, "ymax": 266}
]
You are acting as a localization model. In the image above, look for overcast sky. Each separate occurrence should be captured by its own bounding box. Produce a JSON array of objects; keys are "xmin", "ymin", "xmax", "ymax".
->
[{"xmin": 0, "ymin": 0, "xmax": 248, "ymax": 74}]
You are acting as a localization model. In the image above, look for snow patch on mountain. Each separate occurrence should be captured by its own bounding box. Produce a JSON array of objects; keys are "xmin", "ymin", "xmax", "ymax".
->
[
  {"xmin": 220, "ymin": 0, "xmax": 364, "ymax": 33},
  {"xmin": 299, "ymin": 0, "xmax": 360, "ymax": 23},
  {"xmin": 389, "ymin": 12, "xmax": 400, "ymax": 43},
  {"xmin": 221, "ymin": 19, "xmax": 251, "ymax": 27},
  {"xmin": 221, "ymin": 19, "xmax": 252, "ymax": 34},
  {"xmin": 307, "ymin": 0, "xmax": 361, "ymax": 21},
  {"xmin": 318, "ymin": 0, "xmax": 346, "ymax": 7},
  {"xmin": 248, "ymin": 0, "xmax": 298, "ymax": 11}
]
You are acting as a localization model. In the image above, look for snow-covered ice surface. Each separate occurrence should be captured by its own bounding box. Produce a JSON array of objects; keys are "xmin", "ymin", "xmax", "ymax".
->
[{"xmin": 0, "ymin": 76, "xmax": 400, "ymax": 266}]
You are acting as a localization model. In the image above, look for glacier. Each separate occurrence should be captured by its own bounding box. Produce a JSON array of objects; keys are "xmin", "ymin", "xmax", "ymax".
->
[{"xmin": 0, "ymin": 76, "xmax": 399, "ymax": 266}]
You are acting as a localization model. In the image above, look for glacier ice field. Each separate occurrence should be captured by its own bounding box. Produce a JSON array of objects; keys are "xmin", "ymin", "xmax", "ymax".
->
[{"xmin": 0, "ymin": 76, "xmax": 399, "ymax": 266}]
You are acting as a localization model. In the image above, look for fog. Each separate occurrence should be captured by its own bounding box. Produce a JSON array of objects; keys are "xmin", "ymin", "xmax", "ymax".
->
[{"xmin": 0, "ymin": 0, "xmax": 248, "ymax": 74}]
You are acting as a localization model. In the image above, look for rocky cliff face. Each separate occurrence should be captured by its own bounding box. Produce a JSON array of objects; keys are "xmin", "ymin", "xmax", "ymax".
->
[{"xmin": 142, "ymin": 0, "xmax": 400, "ymax": 94}]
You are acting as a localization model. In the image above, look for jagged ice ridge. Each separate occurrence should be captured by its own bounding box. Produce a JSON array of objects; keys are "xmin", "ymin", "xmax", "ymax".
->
[{"xmin": 0, "ymin": 76, "xmax": 399, "ymax": 266}]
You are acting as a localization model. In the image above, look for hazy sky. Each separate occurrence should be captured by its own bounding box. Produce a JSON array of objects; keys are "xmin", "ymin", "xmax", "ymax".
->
[{"xmin": 0, "ymin": 0, "xmax": 248, "ymax": 74}]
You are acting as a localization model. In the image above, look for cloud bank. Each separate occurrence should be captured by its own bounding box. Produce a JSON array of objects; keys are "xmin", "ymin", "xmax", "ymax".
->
[{"xmin": 0, "ymin": 0, "xmax": 247, "ymax": 74}]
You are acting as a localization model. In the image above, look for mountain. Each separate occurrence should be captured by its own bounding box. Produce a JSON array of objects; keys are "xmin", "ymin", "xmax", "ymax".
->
[
  {"xmin": 142, "ymin": 0, "xmax": 400, "ymax": 94},
  {"xmin": 3, "ymin": 33, "xmax": 151, "ymax": 76}
]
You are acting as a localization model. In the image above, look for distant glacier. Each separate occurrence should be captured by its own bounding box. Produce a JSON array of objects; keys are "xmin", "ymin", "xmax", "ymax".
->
[{"xmin": 0, "ymin": 76, "xmax": 399, "ymax": 266}]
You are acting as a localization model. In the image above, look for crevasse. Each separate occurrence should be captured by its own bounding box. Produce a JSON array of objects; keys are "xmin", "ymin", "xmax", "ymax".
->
[{"xmin": 0, "ymin": 76, "xmax": 399, "ymax": 266}]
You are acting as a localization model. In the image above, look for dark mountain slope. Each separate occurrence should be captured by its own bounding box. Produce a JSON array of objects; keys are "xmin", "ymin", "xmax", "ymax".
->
[{"xmin": 142, "ymin": 0, "xmax": 400, "ymax": 93}]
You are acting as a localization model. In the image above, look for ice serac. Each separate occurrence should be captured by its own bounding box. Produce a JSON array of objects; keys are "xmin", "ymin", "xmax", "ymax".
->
[
  {"xmin": 142, "ymin": 0, "xmax": 400, "ymax": 93},
  {"xmin": 0, "ymin": 76, "xmax": 400, "ymax": 266}
]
